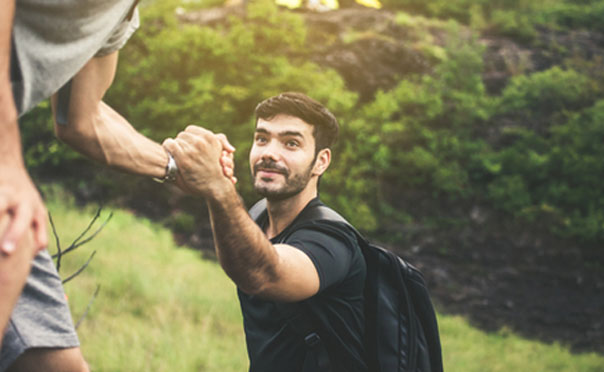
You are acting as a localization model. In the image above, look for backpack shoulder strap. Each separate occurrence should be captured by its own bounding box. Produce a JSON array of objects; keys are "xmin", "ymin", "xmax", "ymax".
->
[{"xmin": 248, "ymin": 198, "xmax": 268, "ymax": 222}]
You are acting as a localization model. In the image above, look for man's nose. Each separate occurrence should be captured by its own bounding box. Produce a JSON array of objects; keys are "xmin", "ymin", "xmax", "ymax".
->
[{"xmin": 260, "ymin": 141, "xmax": 280, "ymax": 162}]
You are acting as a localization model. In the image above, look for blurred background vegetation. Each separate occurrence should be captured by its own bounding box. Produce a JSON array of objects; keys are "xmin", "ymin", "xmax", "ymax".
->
[
  {"xmin": 18, "ymin": 0, "xmax": 604, "ymax": 368},
  {"xmin": 22, "ymin": 0, "xmax": 604, "ymax": 245}
]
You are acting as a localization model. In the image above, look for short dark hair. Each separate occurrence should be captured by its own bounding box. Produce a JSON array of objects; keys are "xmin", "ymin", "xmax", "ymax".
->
[{"xmin": 254, "ymin": 92, "xmax": 339, "ymax": 154}]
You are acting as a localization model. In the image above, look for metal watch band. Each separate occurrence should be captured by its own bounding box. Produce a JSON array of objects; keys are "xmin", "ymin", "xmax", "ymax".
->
[{"xmin": 153, "ymin": 151, "xmax": 178, "ymax": 183}]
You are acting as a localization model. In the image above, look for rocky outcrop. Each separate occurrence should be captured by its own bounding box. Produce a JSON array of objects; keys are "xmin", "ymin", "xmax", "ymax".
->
[{"xmin": 179, "ymin": 5, "xmax": 604, "ymax": 100}]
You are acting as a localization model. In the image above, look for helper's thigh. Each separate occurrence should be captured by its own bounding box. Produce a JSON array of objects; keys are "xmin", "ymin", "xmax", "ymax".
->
[{"xmin": 0, "ymin": 216, "xmax": 36, "ymax": 348}]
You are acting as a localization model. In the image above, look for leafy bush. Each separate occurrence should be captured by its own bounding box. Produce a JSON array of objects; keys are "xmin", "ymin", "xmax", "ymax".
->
[
  {"xmin": 324, "ymin": 37, "xmax": 493, "ymax": 231},
  {"xmin": 498, "ymin": 67, "xmax": 595, "ymax": 116},
  {"xmin": 541, "ymin": 1, "xmax": 604, "ymax": 33},
  {"xmin": 483, "ymin": 99, "xmax": 604, "ymax": 241},
  {"xmin": 381, "ymin": 0, "xmax": 604, "ymax": 43}
]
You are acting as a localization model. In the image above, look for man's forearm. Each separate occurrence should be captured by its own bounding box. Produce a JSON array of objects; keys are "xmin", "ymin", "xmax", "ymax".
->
[{"xmin": 207, "ymin": 185, "xmax": 279, "ymax": 294}]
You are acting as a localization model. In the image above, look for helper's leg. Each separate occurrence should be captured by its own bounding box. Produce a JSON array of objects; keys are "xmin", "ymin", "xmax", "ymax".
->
[
  {"xmin": 0, "ymin": 250, "xmax": 82, "ymax": 372},
  {"xmin": 0, "ymin": 216, "xmax": 36, "ymax": 350}
]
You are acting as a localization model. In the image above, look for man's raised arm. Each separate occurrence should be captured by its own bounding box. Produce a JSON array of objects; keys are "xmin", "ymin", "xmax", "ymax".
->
[
  {"xmin": 164, "ymin": 127, "xmax": 320, "ymax": 302},
  {"xmin": 0, "ymin": 0, "xmax": 48, "ymax": 254}
]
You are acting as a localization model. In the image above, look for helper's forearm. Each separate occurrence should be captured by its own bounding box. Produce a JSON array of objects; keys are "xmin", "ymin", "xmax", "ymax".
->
[
  {"xmin": 0, "ymin": 101, "xmax": 21, "ymax": 167},
  {"xmin": 1, "ymin": 0, "xmax": 15, "ymax": 89},
  {"xmin": 1, "ymin": 0, "xmax": 20, "ymax": 165},
  {"xmin": 207, "ymin": 185, "xmax": 279, "ymax": 294},
  {"xmin": 53, "ymin": 52, "xmax": 167, "ymax": 178},
  {"xmin": 56, "ymin": 100, "xmax": 167, "ymax": 178}
]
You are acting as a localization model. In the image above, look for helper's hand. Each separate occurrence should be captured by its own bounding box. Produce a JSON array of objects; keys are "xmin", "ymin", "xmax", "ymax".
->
[
  {"xmin": 0, "ymin": 163, "xmax": 48, "ymax": 255},
  {"xmin": 163, "ymin": 126, "xmax": 236, "ymax": 196}
]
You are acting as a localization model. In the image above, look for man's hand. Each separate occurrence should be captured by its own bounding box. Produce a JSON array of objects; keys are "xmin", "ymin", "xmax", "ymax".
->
[
  {"xmin": 163, "ymin": 126, "xmax": 236, "ymax": 196},
  {"xmin": 0, "ymin": 163, "xmax": 48, "ymax": 255},
  {"xmin": 216, "ymin": 133, "xmax": 237, "ymax": 184}
]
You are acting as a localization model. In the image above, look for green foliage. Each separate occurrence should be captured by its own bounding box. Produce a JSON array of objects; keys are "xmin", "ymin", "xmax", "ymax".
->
[
  {"xmin": 381, "ymin": 0, "xmax": 604, "ymax": 43},
  {"xmin": 541, "ymin": 0, "xmax": 604, "ymax": 33},
  {"xmin": 489, "ymin": 9, "xmax": 538, "ymax": 42},
  {"xmin": 327, "ymin": 37, "xmax": 492, "ymax": 231},
  {"xmin": 498, "ymin": 67, "xmax": 595, "ymax": 115},
  {"xmin": 483, "ymin": 98, "xmax": 604, "ymax": 242},
  {"xmin": 165, "ymin": 211, "xmax": 196, "ymax": 234},
  {"xmin": 17, "ymin": 0, "xmax": 604, "ymax": 246}
]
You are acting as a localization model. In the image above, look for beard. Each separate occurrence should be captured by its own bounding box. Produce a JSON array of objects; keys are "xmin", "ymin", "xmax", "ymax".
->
[{"xmin": 252, "ymin": 158, "xmax": 314, "ymax": 201}]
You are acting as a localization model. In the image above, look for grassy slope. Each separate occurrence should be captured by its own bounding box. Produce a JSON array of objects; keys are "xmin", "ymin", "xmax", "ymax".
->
[{"xmin": 46, "ymin": 192, "xmax": 604, "ymax": 372}]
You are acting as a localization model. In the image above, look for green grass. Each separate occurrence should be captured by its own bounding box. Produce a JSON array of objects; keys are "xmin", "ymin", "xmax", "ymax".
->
[
  {"xmin": 46, "ymin": 192, "xmax": 247, "ymax": 372},
  {"xmin": 440, "ymin": 316, "xmax": 604, "ymax": 372},
  {"xmin": 44, "ymin": 189, "xmax": 604, "ymax": 372}
]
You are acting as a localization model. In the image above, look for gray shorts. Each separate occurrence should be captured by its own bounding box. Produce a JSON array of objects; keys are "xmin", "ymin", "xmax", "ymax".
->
[{"xmin": 0, "ymin": 250, "xmax": 79, "ymax": 371}]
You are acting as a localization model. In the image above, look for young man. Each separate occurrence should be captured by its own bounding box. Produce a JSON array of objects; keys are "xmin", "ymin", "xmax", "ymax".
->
[
  {"xmin": 164, "ymin": 92, "xmax": 368, "ymax": 372},
  {"xmin": 0, "ymin": 1, "xmax": 234, "ymax": 370}
]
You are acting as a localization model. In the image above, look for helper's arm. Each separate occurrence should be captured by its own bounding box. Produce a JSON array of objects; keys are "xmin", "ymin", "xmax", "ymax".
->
[
  {"xmin": 164, "ymin": 127, "xmax": 320, "ymax": 302},
  {"xmin": 51, "ymin": 51, "xmax": 235, "ymax": 182},
  {"xmin": 51, "ymin": 51, "xmax": 169, "ymax": 178},
  {"xmin": 0, "ymin": 0, "xmax": 48, "ymax": 253}
]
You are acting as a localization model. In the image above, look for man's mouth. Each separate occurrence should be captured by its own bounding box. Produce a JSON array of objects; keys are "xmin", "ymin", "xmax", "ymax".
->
[
  {"xmin": 254, "ymin": 162, "xmax": 288, "ymax": 177},
  {"xmin": 257, "ymin": 168, "xmax": 283, "ymax": 174}
]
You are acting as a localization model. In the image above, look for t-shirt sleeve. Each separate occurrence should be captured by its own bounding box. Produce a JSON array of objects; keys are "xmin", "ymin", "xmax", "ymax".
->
[
  {"xmin": 285, "ymin": 224, "xmax": 358, "ymax": 292},
  {"xmin": 95, "ymin": 7, "xmax": 140, "ymax": 57}
]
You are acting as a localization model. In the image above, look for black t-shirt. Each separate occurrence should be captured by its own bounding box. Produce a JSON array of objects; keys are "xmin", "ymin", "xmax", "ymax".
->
[{"xmin": 239, "ymin": 198, "xmax": 368, "ymax": 372}]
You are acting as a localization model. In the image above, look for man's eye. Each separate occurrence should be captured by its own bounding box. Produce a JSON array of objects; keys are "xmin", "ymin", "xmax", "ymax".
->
[
  {"xmin": 256, "ymin": 136, "xmax": 267, "ymax": 144},
  {"xmin": 286, "ymin": 140, "xmax": 299, "ymax": 148}
]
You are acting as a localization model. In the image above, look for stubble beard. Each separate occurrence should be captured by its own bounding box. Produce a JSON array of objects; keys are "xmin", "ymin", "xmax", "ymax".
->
[{"xmin": 252, "ymin": 160, "xmax": 314, "ymax": 202}]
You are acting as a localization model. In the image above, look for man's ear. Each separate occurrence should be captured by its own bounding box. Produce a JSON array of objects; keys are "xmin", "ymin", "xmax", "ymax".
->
[{"xmin": 313, "ymin": 148, "xmax": 331, "ymax": 177}]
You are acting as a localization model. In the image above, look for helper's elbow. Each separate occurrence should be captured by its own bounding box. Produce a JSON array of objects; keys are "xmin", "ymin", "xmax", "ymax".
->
[
  {"xmin": 54, "ymin": 118, "xmax": 82, "ymax": 145},
  {"xmin": 53, "ymin": 101, "xmax": 97, "ymax": 146}
]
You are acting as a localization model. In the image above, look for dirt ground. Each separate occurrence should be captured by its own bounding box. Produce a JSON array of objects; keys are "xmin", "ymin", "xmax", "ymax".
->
[{"xmin": 389, "ymin": 214, "xmax": 604, "ymax": 355}]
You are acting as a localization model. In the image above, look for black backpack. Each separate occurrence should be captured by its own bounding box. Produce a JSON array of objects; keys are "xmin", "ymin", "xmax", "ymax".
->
[{"xmin": 249, "ymin": 199, "xmax": 444, "ymax": 372}]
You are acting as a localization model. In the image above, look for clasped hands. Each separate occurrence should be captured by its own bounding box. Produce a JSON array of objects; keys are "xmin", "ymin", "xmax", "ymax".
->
[
  {"xmin": 0, "ymin": 125, "xmax": 234, "ymax": 256},
  {"xmin": 162, "ymin": 125, "xmax": 237, "ymax": 197}
]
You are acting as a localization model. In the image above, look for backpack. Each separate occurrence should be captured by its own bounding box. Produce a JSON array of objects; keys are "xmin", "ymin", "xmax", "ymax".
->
[{"xmin": 249, "ymin": 199, "xmax": 444, "ymax": 372}]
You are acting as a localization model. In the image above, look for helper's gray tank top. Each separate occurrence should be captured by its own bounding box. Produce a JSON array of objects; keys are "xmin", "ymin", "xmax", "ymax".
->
[{"xmin": 11, "ymin": 0, "xmax": 139, "ymax": 116}]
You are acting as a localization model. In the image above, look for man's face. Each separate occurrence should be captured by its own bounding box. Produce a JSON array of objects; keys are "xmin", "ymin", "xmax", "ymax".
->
[{"xmin": 249, "ymin": 114, "xmax": 318, "ymax": 201}]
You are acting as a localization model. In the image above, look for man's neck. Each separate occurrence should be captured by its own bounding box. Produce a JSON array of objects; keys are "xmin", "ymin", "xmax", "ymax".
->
[{"xmin": 265, "ymin": 185, "xmax": 317, "ymax": 240}]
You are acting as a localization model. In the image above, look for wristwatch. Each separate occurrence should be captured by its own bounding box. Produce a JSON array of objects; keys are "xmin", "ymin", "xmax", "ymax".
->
[{"xmin": 153, "ymin": 151, "xmax": 178, "ymax": 183}]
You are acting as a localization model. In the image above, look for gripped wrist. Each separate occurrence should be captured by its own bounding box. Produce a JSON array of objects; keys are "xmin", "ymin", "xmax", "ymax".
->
[
  {"xmin": 153, "ymin": 150, "xmax": 178, "ymax": 183},
  {"xmin": 206, "ymin": 176, "xmax": 237, "ymax": 203}
]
